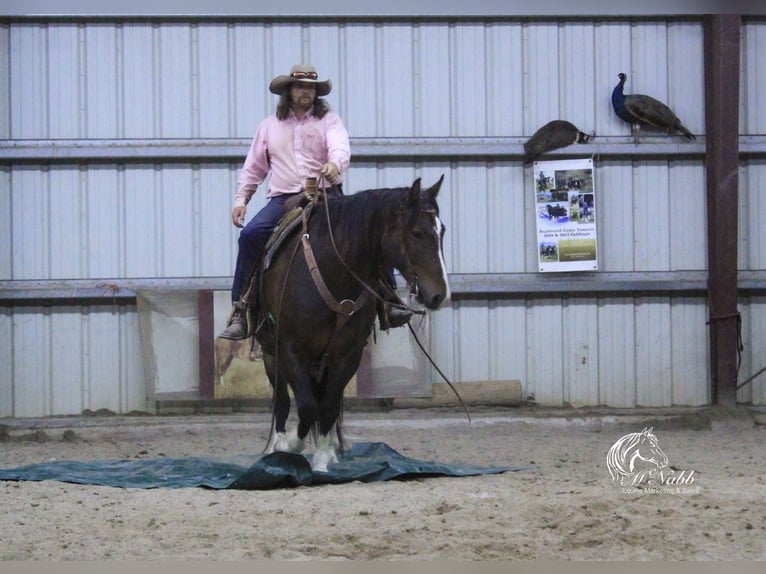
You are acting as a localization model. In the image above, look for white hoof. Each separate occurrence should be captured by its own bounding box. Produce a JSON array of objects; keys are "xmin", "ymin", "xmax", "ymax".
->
[
  {"xmin": 269, "ymin": 428, "xmax": 305, "ymax": 454},
  {"xmin": 311, "ymin": 429, "xmax": 340, "ymax": 472},
  {"xmin": 311, "ymin": 448, "xmax": 338, "ymax": 473}
]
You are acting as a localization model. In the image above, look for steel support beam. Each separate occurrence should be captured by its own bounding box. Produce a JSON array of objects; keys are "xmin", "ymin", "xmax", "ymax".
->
[{"xmin": 704, "ymin": 15, "xmax": 741, "ymax": 406}]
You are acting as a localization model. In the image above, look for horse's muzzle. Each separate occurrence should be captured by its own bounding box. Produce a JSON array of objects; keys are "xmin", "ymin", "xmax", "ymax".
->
[{"xmin": 416, "ymin": 288, "xmax": 447, "ymax": 310}]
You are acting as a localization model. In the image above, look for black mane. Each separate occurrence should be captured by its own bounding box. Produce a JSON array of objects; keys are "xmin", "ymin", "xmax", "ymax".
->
[{"xmin": 312, "ymin": 186, "xmax": 411, "ymax": 256}]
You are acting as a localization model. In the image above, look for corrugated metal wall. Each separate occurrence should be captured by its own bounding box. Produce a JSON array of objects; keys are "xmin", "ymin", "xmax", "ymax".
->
[
  {"xmin": 739, "ymin": 19, "xmax": 766, "ymax": 407},
  {"xmin": 2, "ymin": 16, "xmax": 764, "ymax": 417}
]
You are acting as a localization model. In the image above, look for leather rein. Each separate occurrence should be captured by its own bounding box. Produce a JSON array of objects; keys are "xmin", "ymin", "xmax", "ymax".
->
[{"xmin": 299, "ymin": 195, "xmax": 370, "ymax": 332}]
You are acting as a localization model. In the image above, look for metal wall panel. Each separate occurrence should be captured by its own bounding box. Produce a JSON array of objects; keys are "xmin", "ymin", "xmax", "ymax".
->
[
  {"xmin": 429, "ymin": 296, "xmax": 710, "ymax": 408},
  {"xmin": 3, "ymin": 16, "xmax": 762, "ymax": 415},
  {"xmin": 0, "ymin": 306, "xmax": 12, "ymax": 414},
  {"xmin": 6, "ymin": 19, "xmax": 706, "ymax": 141},
  {"xmin": 486, "ymin": 23, "xmax": 524, "ymax": 137},
  {"xmin": 0, "ymin": 24, "xmax": 9, "ymax": 139},
  {"xmin": 740, "ymin": 162, "xmax": 766, "ymax": 271},
  {"xmin": 0, "ymin": 167, "xmax": 10, "ymax": 280},
  {"xmin": 738, "ymin": 158, "xmax": 766, "ymax": 402},
  {"xmin": 669, "ymin": 298, "xmax": 710, "ymax": 405},
  {"xmin": 739, "ymin": 297, "xmax": 766, "ymax": 405},
  {"xmin": 1, "ymin": 304, "xmax": 146, "ymax": 418},
  {"xmin": 742, "ymin": 21, "xmax": 766, "ymax": 134},
  {"xmin": 6, "ymin": 163, "xmax": 243, "ymax": 281},
  {"xmin": 1, "ymin": 157, "xmax": 716, "ymax": 412},
  {"xmin": 597, "ymin": 299, "xmax": 637, "ymax": 407}
]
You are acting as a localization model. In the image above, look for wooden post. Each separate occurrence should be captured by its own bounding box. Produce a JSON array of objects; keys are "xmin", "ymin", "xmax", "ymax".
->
[
  {"xmin": 704, "ymin": 15, "xmax": 741, "ymax": 406},
  {"xmin": 198, "ymin": 289, "xmax": 216, "ymax": 399}
]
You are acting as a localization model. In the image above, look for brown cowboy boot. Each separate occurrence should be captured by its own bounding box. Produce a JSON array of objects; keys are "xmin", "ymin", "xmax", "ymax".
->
[
  {"xmin": 218, "ymin": 301, "xmax": 249, "ymax": 340},
  {"xmin": 377, "ymin": 293, "xmax": 413, "ymax": 331},
  {"xmin": 387, "ymin": 305, "xmax": 413, "ymax": 329}
]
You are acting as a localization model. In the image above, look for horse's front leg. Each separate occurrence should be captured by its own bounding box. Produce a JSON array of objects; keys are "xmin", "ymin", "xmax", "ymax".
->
[
  {"xmin": 312, "ymin": 422, "xmax": 340, "ymax": 472},
  {"xmin": 311, "ymin": 347, "xmax": 363, "ymax": 472},
  {"xmin": 272, "ymin": 354, "xmax": 320, "ymax": 455},
  {"xmin": 263, "ymin": 352, "xmax": 304, "ymax": 454}
]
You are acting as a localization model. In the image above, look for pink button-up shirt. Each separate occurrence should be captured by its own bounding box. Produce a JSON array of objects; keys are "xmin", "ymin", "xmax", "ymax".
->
[{"xmin": 234, "ymin": 109, "xmax": 351, "ymax": 207}]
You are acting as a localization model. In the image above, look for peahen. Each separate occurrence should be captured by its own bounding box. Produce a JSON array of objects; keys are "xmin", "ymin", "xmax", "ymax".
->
[
  {"xmin": 523, "ymin": 120, "xmax": 594, "ymax": 163},
  {"xmin": 611, "ymin": 72, "xmax": 695, "ymax": 141}
]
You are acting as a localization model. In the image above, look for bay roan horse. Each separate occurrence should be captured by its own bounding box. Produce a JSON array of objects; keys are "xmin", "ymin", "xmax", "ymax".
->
[{"xmin": 254, "ymin": 176, "xmax": 450, "ymax": 471}]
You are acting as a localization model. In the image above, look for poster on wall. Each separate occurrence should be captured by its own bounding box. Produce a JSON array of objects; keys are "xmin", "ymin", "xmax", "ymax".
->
[{"xmin": 534, "ymin": 157, "xmax": 597, "ymax": 272}]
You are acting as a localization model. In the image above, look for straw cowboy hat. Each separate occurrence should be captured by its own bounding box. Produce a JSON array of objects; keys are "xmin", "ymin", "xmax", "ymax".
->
[{"xmin": 269, "ymin": 64, "xmax": 332, "ymax": 97}]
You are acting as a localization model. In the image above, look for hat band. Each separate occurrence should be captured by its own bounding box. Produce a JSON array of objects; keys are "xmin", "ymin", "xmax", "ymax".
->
[{"xmin": 290, "ymin": 71, "xmax": 318, "ymax": 80}]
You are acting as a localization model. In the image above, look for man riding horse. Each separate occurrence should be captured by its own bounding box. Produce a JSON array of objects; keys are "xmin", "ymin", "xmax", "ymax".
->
[{"xmin": 219, "ymin": 64, "xmax": 411, "ymax": 340}]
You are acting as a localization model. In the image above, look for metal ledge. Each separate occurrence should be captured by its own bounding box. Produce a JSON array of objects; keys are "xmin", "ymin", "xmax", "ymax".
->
[
  {"xmin": 448, "ymin": 271, "xmax": 711, "ymax": 297},
  {"xmin": 2, "ymin": 136, "xmax": 757, "ymax": 163},
  {"xmin": 2, "ymin": 136, "xmax": 765, "ymax": 163},
  {"xmin": 3, "ymin": 271, "xmax": 766, "ymax": 305}
]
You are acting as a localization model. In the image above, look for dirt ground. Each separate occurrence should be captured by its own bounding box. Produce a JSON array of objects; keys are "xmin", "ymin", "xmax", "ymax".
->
[{"xmin": 0, "ymin": 404, "xmax": 764, "ymax": 560}]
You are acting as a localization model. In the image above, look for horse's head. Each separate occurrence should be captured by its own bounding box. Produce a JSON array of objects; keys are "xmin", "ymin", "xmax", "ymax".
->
[
  {"xmin": 635, "ymin": 427, "xmax": 669, "ymax": 469},
  {"xmin": 387, "ymin": 175, "xmax": 450, "ymax": 310}
]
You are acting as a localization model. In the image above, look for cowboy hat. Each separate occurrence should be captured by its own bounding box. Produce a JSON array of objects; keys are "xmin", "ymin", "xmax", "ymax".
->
[{"xmin": 269, "ymin": 64, "xmax": 332, "ymax": 97}]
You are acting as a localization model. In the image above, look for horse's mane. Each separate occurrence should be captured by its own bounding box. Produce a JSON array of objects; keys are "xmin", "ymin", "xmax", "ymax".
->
[{"xmin": 316, "ymin": 186, "xmax": 410, "ymax": 254}]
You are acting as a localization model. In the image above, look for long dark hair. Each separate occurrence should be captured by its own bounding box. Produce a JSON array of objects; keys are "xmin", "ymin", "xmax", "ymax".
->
[{"xmin": 276, "ymin": 91, "xmax": 330, "ymax": 120}]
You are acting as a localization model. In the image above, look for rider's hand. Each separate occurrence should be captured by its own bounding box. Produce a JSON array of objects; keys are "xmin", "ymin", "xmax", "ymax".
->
[
  {"xmin": 232, "ymin": 206, "xmax": 247, "ymax": 228},
  {"xmin": 320, "ymin": 162, "xmax": 339, "ymax": 184}
]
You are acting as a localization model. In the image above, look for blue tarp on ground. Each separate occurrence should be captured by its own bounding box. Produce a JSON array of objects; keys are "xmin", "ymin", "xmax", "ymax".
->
[{"xmin": 0, "ymin": 442, "xmax": 530, "ymax": 490}]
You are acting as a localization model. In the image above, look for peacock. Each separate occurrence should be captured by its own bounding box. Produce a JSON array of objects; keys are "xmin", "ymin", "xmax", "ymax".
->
[
  {"xmin": 611, "ymin": 72, "xmax": 695, "ymax": 141},
  {"xmin": 523, "ymin": 120, "xmax": 594, "ymax": 163}
]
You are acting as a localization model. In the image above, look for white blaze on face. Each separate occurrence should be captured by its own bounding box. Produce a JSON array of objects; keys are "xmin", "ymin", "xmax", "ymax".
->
[{"xmin": 434, "ymin": 215, "xmax": 451, "ymax": 302}]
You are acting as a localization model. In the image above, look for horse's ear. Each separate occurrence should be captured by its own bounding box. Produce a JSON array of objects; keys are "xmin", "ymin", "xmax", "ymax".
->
[
  {"xmin": 428, "ymin": 174, "xmax": 445, "ymax": 200},
  {"xmin": 408, "ymin": 177, "xmax": 423, "ymax": 205}
]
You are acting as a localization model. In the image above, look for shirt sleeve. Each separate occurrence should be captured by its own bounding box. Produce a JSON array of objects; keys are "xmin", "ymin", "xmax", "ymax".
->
[
  {"xmin": 234, "ymin": 118, "xmax": 272, "ymax": 207},
  {"xmin": 324, "ymin": 112, "xmax": 351, "ymax": 177}
]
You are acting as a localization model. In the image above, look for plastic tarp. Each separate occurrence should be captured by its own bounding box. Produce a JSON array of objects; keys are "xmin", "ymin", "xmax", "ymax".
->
[{"xmin": 0, "ymin": 442, "xmax": 529, "ymax": 490}]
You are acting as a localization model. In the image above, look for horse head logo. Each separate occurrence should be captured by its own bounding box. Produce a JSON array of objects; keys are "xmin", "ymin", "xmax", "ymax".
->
[{"xmin": 606, "ymin": 427, "xmax": 669, "ymax": 486}]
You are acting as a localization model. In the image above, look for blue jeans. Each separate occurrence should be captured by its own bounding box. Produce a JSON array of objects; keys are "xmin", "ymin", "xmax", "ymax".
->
[{"xmin": 231, "ymin": 194, "xmax": 289, "ymax": 303}]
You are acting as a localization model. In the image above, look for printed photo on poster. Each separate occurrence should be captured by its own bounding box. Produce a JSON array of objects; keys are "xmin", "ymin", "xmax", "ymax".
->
[{"xmin": 534, "ymin": 158, "xmax": 598, "ymax": 272}]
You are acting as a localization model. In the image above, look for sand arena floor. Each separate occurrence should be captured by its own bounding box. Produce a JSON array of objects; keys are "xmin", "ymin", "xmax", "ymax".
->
[{"xmin": 1, "ymin": 405, "xmax": 764, "ymax": 560}]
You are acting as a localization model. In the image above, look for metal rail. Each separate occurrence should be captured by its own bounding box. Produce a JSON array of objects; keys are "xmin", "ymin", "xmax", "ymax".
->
[
  {"xmin": 2, "ymin": 136, "xmax": 762, "ymax": 162},
  {"xmin": 3, "ymin": 271, "xmax": 766, "ymax": 305}
]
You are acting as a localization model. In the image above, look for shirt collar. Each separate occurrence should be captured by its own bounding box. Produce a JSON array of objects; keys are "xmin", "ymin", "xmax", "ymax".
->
[{"xmin": 289, "ymin": 107, "xmax": 315, "ymax": 121}]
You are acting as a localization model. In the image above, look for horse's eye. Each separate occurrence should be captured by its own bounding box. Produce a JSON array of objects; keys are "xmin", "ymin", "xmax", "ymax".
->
[{"xmin": 411, "ymin": 229, "xmax": 425, "ymax": 240}]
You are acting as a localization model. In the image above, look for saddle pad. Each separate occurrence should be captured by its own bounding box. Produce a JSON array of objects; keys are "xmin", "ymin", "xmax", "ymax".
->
[{"xmin": 262, "ymin": 206, "xmax": 306, "ymax": 270}]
